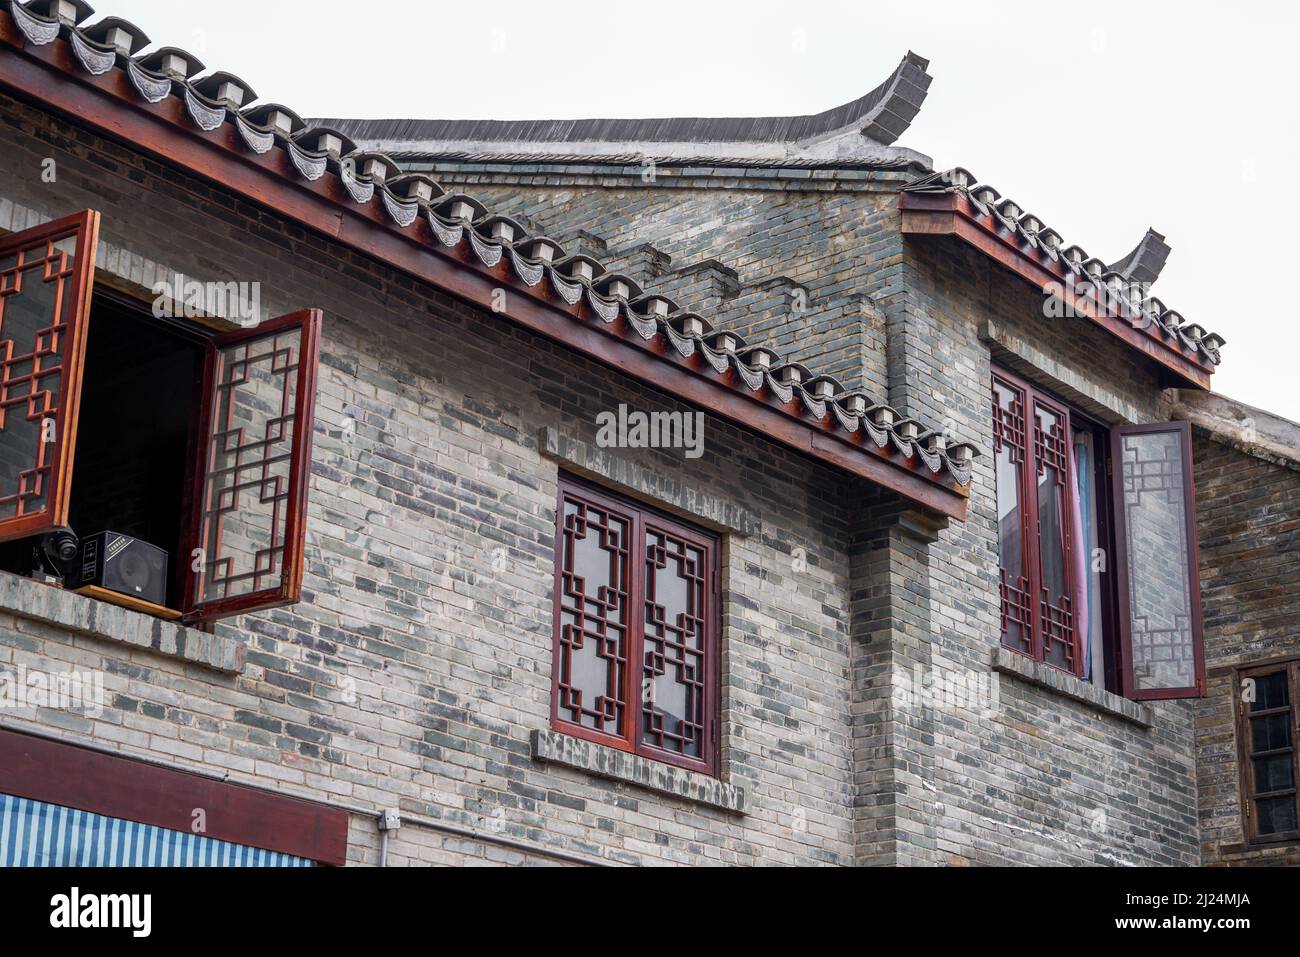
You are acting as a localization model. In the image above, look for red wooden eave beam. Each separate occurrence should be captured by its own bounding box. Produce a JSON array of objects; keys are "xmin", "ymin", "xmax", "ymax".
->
[{"xmin": 898, "ymin": 191, "xmax": 1213, "ymax": 391}]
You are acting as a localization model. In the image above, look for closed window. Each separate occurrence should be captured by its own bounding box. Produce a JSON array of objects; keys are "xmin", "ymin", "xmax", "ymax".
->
[
  {"xmin": 991, "ymin": 366, "xmax": 1206, "ymax": 699},
  {"xmin": 551, "ymin": 475, "xmax": 720, "ymax": 775},
  {"xmin": 1237, "ymin": 661, "xmax": 1300, "ymax": 843}
]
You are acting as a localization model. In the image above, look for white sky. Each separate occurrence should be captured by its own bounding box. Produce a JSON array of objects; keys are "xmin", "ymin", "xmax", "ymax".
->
[{"xmin": 102, "ymin": 0, "xmax": 1300, "ymax": 420}]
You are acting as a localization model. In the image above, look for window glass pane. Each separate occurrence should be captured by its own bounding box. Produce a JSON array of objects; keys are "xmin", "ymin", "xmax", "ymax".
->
[
  {"xmin": 557, "ymin": 498, "xmax": 629, "ymax": 735},
  {"xmin": 642, "ymin": 528, "xmax": 707, "ymax": 758},
  {"xmin": 1034, "ymin": 402, "xmax": 1074, "ymax": 671},
  {"xmin": 1117, "ymin": 428, "xmax": 1198, "ymax": 691},
  {"xmin": 993, "ymin": 381, "xmax": 1031, "ymax": 652},
  {"xmin": 1252, "ymin": 754, "xmax": 1295, "ymax": 794},
  {"xmin": 1250, "ymin": 671, "xmax": 1289, "ymax": 712},
  {"xmin": 1256, "ymin": 796, "xmax": 1298, "ymax": 836},
  {"xmin": 195, "ymin": 328, "xmax": 302, "ymax": 603},
  {"xmin": 1250, "ymin": 713, "xmax": 1293, "ymax": 753},
  {"xmin": 0, "ymin": 236, "xmax": 78, "ymax": 521},
  {"xmin": 1073, "ymin": 429, "xmax": 1105, "ymax": 683},
  {"xmin": 0, "ymin": 793, "xmax": 312, "ymax": 866}
]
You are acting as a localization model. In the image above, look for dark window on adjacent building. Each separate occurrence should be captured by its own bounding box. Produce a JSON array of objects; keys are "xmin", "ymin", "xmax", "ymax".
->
[
  {"xmin": 991, "ymin": 366, "xmax": 1205, "ymax": 699},
  {"xmin": 1237, "ymin": 661, "xmax": 1300, "ymax": 843},
  {"xmin": 552, "ymin": 475, "xmax": 720, "ymax": 775}
]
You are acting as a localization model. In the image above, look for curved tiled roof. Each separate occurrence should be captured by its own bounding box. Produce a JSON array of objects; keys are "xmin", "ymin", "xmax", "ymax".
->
[
  {"xmin": 902, "ymin": 168, "xmax": 1225, "ymax": 367},
  {"xmin": 388, "ymin": 150, "xmax": 925, "ymax": 172},
  {"xmin": 2, "ymin": 0, "xmax": 979, "ymax": 489},
  {"xmin": 320, "ymin": 52, "xmax": 933, "ymax": 150}
]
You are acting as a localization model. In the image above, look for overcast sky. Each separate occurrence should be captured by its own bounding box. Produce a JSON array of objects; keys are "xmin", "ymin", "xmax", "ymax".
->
[{"xmin": 104, "ymin": 0, "xmax": 1299, "ymax": 420}]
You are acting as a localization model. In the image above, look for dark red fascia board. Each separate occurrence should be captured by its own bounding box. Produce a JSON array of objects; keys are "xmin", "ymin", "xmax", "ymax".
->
[
  {"xmin": 0, "ymin": 727, "xmax": 350, "ymax": 865},
  {"xmin": 898, "ymin": 191, "xmax": 1213, "ymax": 391},
  {"xmin": 0, "ymin": 14, "xmax": 967, "ymax": 521}
]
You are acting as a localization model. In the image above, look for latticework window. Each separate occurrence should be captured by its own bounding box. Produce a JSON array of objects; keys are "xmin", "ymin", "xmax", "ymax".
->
[
  {"xmin": 992, "ymin": 370, "xmax": 1081, "ymax": 676},
  {"xmin": 552, "ymin": 476, "xmax": 719, "ymax": 775},
  {"xmin": 992, "ymin": 368, "xmax": 1206, "ymax": 700}
]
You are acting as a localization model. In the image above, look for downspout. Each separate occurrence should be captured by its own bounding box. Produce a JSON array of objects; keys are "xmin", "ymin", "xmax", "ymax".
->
[{"xmin": 377, "ymin": 808, "xmax": 400, "ymax": 867}]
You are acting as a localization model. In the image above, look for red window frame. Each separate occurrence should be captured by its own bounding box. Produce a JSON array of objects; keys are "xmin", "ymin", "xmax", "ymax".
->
[
  {"xmin": 992, "ymin": 367, "xmax": 1084, "ymax": 677},
  {"xmin": 1111, "ymin": 420, "xmax": 1206, "ymax": 699},
  {"xmin": 993, "ymin": 368, "xmax": 1207, "ymax": 701},
  {"xmin": 1233, "ymin": 659, "xmax": 1300, "ymax": 845},
  {"xmin": 183, "ymin": 309, "xmax": 322, "ymax": 623},
  {"xmin": 0, "ymin": 210, "xmax": 99, "ymax": 544},
  {"xmin": 551, "ymin": 474, "xmax": 720, "ymax": 776}
]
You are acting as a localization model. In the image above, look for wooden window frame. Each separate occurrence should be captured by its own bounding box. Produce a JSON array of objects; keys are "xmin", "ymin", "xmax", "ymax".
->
[
  {"xmin": 992, "ymin": 366, "xmax": 1086, "ymax": 678},
  {"xmin": 0, "ymin": 727, "xmax": 348, "ymax": 865},
  {"xmin": 1111, "ymin": 419, "xmax": 1207, "ymax": 700},
  {"xmin": 992, "ymin": 367, "xmax": 1207, "ymax": 701},
  {"xmin": 551, "ymin": 474, "xmax": 721, "ymax": 776},
  {"xmin": 1234, "ymin": 658, "xmax": 1300, "ymax": 846},
  {"xmin": 182, "ymin": 308, "xmax": 322, "ymax": 624},
  {"xmin": 0, "ymin": 209, "xmax": 99, "ymax": 544}
]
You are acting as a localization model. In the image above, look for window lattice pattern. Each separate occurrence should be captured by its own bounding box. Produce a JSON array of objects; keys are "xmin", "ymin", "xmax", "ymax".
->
[
  {"xmin": 993, "ymin": 389, "xmax": 1025, "ymax": 462},
  {"xmin": 1040, "ymin": 590, "xmax": 1075, "ymax": 667},
  {"xmin": 992, "ymin": 374, "xmax": 1081, "ymax": 675},
  {"xmin": 999, "ymin": 567, "xmax": 1033, "ymax": 645},
  {"xmin": 551, "ymin": 478, "xmax": 718, "ymax": 774},
  {"xmin": 1033, "ymin": 406, "xmax": 1068, "ymax": 488},
  {"xmin": 1119, "ymin": 430, "xmax": 1197, "ymax": 691},
  {"xmin": 1035, "ymin": 403, "xmax": 1074, "ymax": 669},
  {"xmin": 0, "ymin": 235, "xmax": 78, "ymax": 520},
  {"xmin": 557, "ymin": 497, "xmax": 630, "ymax": 734},
  {"xmin": 993, "ymin": 381, "xmax": 1031, "ymax": 651},
  {"xmin": 197, "ymin": 330, "xmax": 301, "ymax": 602},
  {"xmin": 642, "ymin": 529, "xmax": 707, "ymax": 758}
]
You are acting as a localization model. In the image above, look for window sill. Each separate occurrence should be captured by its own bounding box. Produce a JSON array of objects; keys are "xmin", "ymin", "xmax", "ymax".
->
[
  {"xmin": 0, "ymin": 572, "xmax": 244, "ymax": 674},
  {"xmin": 530, "ymin": 729, "xmax": 748, "ymax": 815},
  {"xmin": 991, "ymin": 647, "xmax": 1154, "ymax": 728}
]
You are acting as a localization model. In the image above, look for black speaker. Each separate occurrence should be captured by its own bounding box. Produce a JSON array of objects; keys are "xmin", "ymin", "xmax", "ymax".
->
[{"xmin": 77, "ymin": 531, "xmax": 168, "ymax": 606}]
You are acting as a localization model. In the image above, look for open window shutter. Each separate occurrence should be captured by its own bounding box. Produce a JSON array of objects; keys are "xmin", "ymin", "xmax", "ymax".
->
[
  {"xmin": 1111, "ymin": 420, "xmax": 1206, "ymax": 699},
  {"xmin": 183, "ymin": 309, "xmax": 321, "ymax": 623},
  {"xmin": 0, "ymin": 210, "xmax": 99, "ymax": 544}
]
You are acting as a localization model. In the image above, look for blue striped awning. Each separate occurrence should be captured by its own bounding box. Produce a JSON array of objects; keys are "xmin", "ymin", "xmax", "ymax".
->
[{"xmin": 0, "ymin": 793, "xmax": 313, "ymax": 867}]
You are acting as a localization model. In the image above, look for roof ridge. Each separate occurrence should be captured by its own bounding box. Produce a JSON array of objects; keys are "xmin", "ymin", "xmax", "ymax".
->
[{"xmin": 313, "ymin": 51, "xmax": 931, "ymax": 151}]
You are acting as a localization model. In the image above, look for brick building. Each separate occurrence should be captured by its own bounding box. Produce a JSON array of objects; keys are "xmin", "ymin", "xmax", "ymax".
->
[{"xmin": 0, "ymin": 1, "xmax": 1294, "ymax": 866}]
